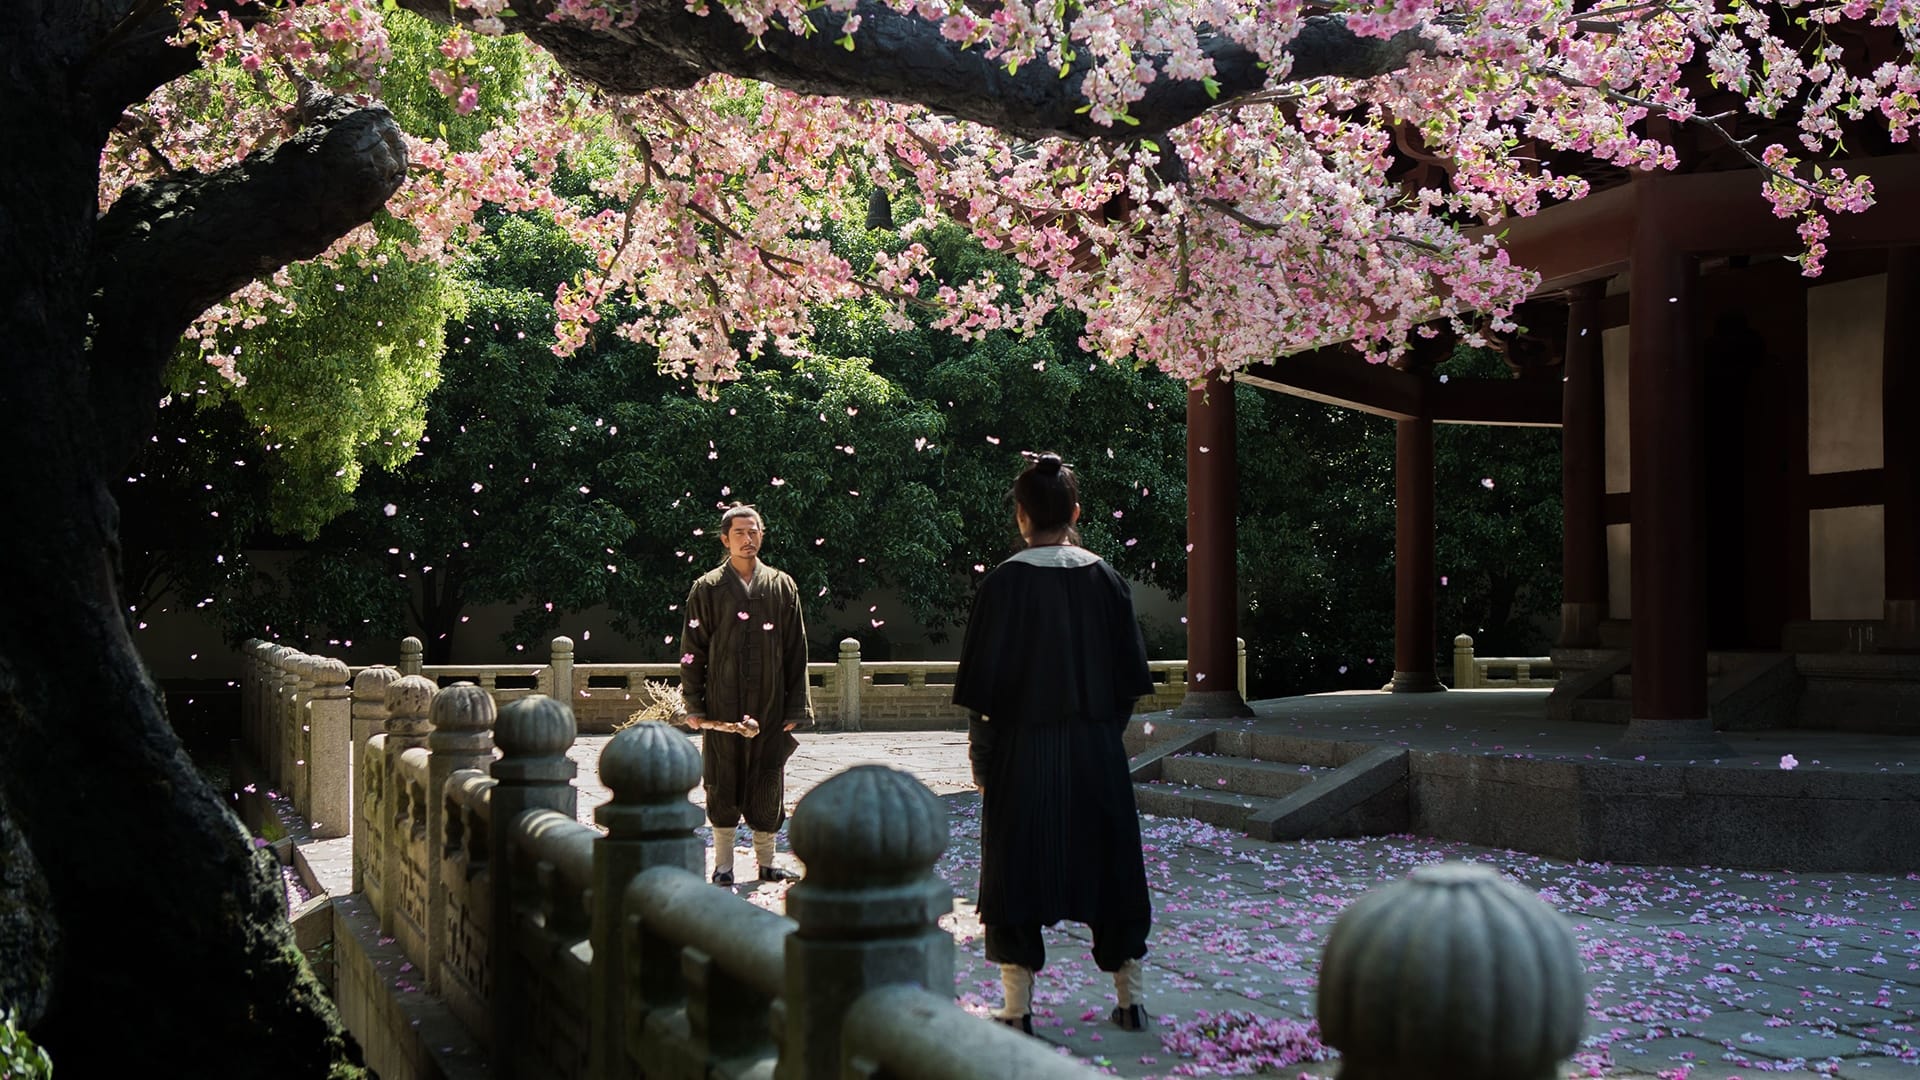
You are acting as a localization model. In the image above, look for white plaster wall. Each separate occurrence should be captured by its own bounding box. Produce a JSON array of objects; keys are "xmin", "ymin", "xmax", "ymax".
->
[
  {"xmin": 1807, "ymin": 274, "xmax": 1885, "ymax": 474},
  {"xmin": 1809, "ymin": 504, "xmax": 1886, "ymax": 620},
  {"xmin": 1603, "ymin": 325, "xmax": 1632, "ymax": 494},
  {"xmin": 1606, "ymin": 523, "xmax": 1632, "ymax": 620}
]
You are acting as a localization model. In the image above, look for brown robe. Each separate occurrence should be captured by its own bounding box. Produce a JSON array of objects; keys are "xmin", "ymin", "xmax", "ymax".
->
[{"xmin": 680, "ymin": 559, "xmax": 812, "ymax": 831}]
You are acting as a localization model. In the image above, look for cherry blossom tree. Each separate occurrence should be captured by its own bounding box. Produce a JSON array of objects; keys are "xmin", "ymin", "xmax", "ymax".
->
[{"xmin": 1, "ymin": 0, "xmax": 1912, "ymax": 1074}]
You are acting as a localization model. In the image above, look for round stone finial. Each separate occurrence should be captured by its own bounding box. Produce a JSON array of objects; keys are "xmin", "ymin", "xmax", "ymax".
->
[
  {"xmin": 790, "ymin": 765, "xmax": 946, "ymax": 885},
  {"xmin": 839, "ymin": 638, "xmax": 860, "ymax": 656},
  {"xmin": 386, "ymin": 675, "xmax": 438, "ymax": 720},
  {"xmin": 354, "ymin": 665, "xmax": 402, "ymax": 702},
  {"xmin": 429, "ymin": 682, "xmax": 496, "ymax": 733},
  {"xmin": 1455, "ymin": 634, "xmax": 1475, "ymax": 648},
  {"xmin": 310, "ymin": 656, "xmax": 351, "ymax": 688},
  {"xmin": 550, "ymin": 635, "xmax": 574, "ymax": 657},
  {"xmin": 495, "ymin": 694, "xmax": 576, "ymax": 758},
  {"xmin": 1318, "ymin": 862, "xmax": 1583, "ymax": 1080},
  {"xmin": 400, "ymin": 636, "xmax": 423, "ymax": 655},
  {"xmin": 599, "ymin": 721, "xmax": 701, "ymax": 803}
]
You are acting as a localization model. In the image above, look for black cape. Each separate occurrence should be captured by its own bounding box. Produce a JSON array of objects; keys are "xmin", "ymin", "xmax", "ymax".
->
[{"xmin": 953, "ymin": 545, "xmax": 1154, "ymax": 929}]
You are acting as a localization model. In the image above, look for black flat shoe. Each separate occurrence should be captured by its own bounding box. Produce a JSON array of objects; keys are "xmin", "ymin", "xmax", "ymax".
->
[
  {"xmin": 1110, "ymin": 1005, "xmax": 1149, "ymax": 1031},
  {"xmin": 758, "ymin": 866, "xmax": 800, "ymax": 883},
  {"xmin": 993, "ymin": 1014, "xmax": 1034, "ymax": 1035},
  {"xmin": 712, "ymin": 869, "xmax": 735, "ymax": 886}
]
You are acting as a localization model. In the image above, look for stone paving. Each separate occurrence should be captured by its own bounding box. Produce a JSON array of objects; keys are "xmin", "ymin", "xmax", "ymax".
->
[{"xmin": 562, "ymin": 729, "xmax": 1920, "ymax": 1080}]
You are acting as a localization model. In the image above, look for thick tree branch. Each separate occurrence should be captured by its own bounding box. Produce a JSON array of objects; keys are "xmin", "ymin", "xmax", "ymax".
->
[
  {"xmin": 89, "ymin": 93, "xmax": 407, "ymax": 472},
  {"xmin": 421, "ymin": 0, "xmax": 1428, "ymax": 140}
]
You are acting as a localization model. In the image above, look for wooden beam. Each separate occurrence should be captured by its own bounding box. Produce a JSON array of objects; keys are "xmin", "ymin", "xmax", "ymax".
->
[{"xmin": 1237, "ymin": 348, "xmax": 1424, "ymax": 420}]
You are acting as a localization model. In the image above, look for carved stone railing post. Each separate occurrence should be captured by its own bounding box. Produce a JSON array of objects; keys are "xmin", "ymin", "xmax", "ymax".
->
[
  {"xmin": 381, "ymin": 675, "xmax": 437, "ymax": 937},
  {"xmin": 400, "ymin": 635, "xmax": 424, "ymax": 676},
  {"xmin": 295, "ymin": 655, "xmax": 328, "ymax": 817},
  {"xmin": 352, "ymin": 666, "xmax": 401, "ymax": 894},
  {"xmin": 427, "ymin": 683, "xmax": 495, "ymax": 994},
  {"xmin": 306, "ymin": 656, "xmax": 353, "ymax": 839},
  {"xmin": 779, "ymin": 765, "xmax": 952, "ymax": 1080},
  {"xmin": 1453, "ymin": 634, "xmax": 1476, "ymax": 689},
  {"xmin": 589, "ymin": 721, "xmax": 703, "ymax": 1080},
  {"xmin": 549, "ymin": 635, "xmax": 575, "ymax": 703},
  {"xmin": 276, "ymin": 647, "xmax": 304, "ymax": 793},
  {"xmin": 240, "ymin": 639, "xmax": 261, "ymax": 763},
  {"xmin": 1237, "ymin": 637, "xmax": 1248, "ymax": 699},
  {"xmin": 1318, "ymin": 862, "xmax": 1584, "ymax": 1079},
  {"xmin": 837, "ymin": 638, "xmax": 862, "ymax": 732},
  {"xmin": 490, "ymin": 695, "xmax": 579, "ymax": 1080},
  {"xmin": 252, "ymin": 640, "xmax": 275, "ymax": 766}
]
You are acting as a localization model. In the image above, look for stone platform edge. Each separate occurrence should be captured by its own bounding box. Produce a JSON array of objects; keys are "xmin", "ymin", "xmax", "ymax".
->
[
  {"xmin": 1127, "ymin": 716, "xmax": 1920, "ymax": 872},
  {"xmin": 331, "ymin": 894, "xmax": 490, "ymax": 1080}
]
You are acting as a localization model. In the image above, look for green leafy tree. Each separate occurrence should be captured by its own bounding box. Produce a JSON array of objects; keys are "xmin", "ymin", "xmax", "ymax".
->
[
  {"xmin": 1433, "ymin": 350, "xmax": 1563, "ymax": 657},
  {"xmin": 1237, "ymin": 388, "xmax": 1399, "ymax": 696},
  {"xmin": 1235, "ymin": 347, "xmax": 1562, "ymax": 697}
]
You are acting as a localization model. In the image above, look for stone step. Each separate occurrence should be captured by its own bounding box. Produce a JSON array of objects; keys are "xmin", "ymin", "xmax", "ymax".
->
[
  {"xmin": 1159, "ymin": 753, "xmax": 1328, "ymax": 799},
  {"xmin": 1132, "ymin": 779, "xmax": 1289, "ymax": 833}
]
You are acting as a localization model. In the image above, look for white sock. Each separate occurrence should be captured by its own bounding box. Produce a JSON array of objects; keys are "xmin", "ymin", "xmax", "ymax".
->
[
  {"xmin": 713, "ymin": 830, "xmax": 736, "ymax": 874},
  {"xmin": 1114, "ymin": 958, "xmax": 1145, "ymax": 1009},
  {"xmin": 753, "ymin": 830, "xmax": 777, "ymax": 871},
  {"xmin": 996, "ymin": 964, "xmax": 1034, "ymax": 1019}
]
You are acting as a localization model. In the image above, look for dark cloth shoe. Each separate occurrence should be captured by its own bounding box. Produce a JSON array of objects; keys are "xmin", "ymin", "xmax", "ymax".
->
[
  {"xmin": 1110, "ymin": 1005, "xmax": 1149, "ymax": 1031},
  {"xmin": 711, "ymin": 869, "xmax": 735, "ymax": 886},
  {"xmin": 758, "ymin": 865, "xmax": 800, "ymax": 883},
  {"xmin": 994, "ymin": 1014, "xmax": 1034, "ymax": 1036}
]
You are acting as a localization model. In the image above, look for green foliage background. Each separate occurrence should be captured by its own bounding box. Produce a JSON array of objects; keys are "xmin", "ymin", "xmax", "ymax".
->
[{"xmin": 119, "ymin": 27, "xmax": 1562, "ymax": 695}]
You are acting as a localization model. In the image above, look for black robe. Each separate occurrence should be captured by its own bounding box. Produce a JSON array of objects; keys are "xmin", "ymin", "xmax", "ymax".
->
[
  {"xmin": 953, "ymin": 545, "xmax": 1154, "ymax": 930},
  {"xmin": 681, "ymin": 560, "xmax": 812, "ymax": 832}
]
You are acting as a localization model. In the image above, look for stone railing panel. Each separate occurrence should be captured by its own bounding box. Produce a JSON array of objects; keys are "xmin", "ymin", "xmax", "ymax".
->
[
  {"xmin": 628, "ymin": 866, "xmax": 791, "ymax": 1079},
  {"xmin": 359, "ymin": 735, "xmax": 388, "ymax": 919},
  {"xmin": 489, "ymin": 695, "xmax": 579, "ymax": 1080},
  {"xmin": 351, "ymin": 666, "xmax": 401, "ymax": 893},
  {"xmin": 1453, "ymin": 635, "xmax": 1558, "ymax": 689},
  {"xmin": 440, "ymin": 769, "xmax": 495, "ymax": 1041},
  {"xmin": 394, "ymin": 746, "xmax": 433, "ymax": 966},
  {"xmin": 841, "ymin": 985, "xmax": 1096, "ymax": 1080},
  {"xmin": 510, "ymin": 808, "xmax": 596, "ymax": 1080}
]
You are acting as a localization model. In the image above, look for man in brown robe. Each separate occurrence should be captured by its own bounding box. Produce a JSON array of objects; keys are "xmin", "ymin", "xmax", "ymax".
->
[{"xmin": 680, "ymin": 504, "xmax": 813, "ymax": 885}]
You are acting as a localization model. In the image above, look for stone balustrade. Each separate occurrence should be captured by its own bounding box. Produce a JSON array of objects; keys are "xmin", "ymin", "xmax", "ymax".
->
[
  {"xmin": 245, "ymin": 635, "xmax": 1245, "ymax": 758},
  {"xmin": 1452, "ymin": 634, "xmax": 1559, "ymax": 689},
  {"xmin": 327, "ymin": 684, "xmax": 1105, "ymax": 1080},
  {"xmin": 243, "ymin": 636, "xmax": 1585, "ymax": 1080}
]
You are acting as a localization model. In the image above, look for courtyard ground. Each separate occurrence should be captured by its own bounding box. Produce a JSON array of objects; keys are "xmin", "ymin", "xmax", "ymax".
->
[{"xmin": 552, "ymin": 730, "xmax": 1920, "ymax": 1080}]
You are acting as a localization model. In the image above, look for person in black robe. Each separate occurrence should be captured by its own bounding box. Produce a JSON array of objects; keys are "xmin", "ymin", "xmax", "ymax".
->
[
  {"xmin": 681, "ymin": 503, "xmax": 813, "ymax": 886},
  {"xmin": 953, "ymin": 452, "xmax": 1155, "ymax": 1033}
]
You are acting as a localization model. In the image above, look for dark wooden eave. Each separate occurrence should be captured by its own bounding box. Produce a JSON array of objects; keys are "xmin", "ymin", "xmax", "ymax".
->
[{"xmin": 1483, "ymin": 152, "xmax": 1920, "ymax": 291}]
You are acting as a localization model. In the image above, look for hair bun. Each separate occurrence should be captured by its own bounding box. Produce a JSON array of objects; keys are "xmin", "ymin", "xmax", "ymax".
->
[{"xmin": 1036, "ymin": 453, "xmax": 1064, "ymax": 475}]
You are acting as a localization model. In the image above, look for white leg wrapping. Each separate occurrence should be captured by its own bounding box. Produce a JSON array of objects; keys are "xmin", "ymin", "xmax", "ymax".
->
[
  {"xmin": 1114, "ymin": 958, "xmax": 1145, "ymax": 1009},
  {"xmin": 995, "ymin": 964, "xmax": 1034, "ymax": 1019},
  {"xmin": 752, "ymin": 830, "xmax": 777, "ymax": 871},
  {"xmin": 713, "ymin": 830, "xmax": 736, "ymax": 873}
]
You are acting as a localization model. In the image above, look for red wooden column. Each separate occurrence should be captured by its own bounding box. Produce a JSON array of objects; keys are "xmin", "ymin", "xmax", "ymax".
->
[
  {"xmin": 1885, "ymin": 248, "xmax": 1920, "ymax": 651},
  {"xmin": 1390, "ymin": 414, "xmax": 1445, "ymax": 692},
  {"xmin": 1622, "ymin": 184, "xmax": 1715, "ymax": 753},
  {"xmin": 1560, "ymin": 282, "xmax": 1609, "ymax": 647},
  {"xmin": 1176, "ymin": 372, "xmax": 1253, "ymax": 717}
]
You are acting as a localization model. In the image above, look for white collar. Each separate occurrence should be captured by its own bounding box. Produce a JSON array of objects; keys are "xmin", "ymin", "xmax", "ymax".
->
[{"xmin": 1005, "ymin": 545, "xmax": 1101, "ymax": 569}]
